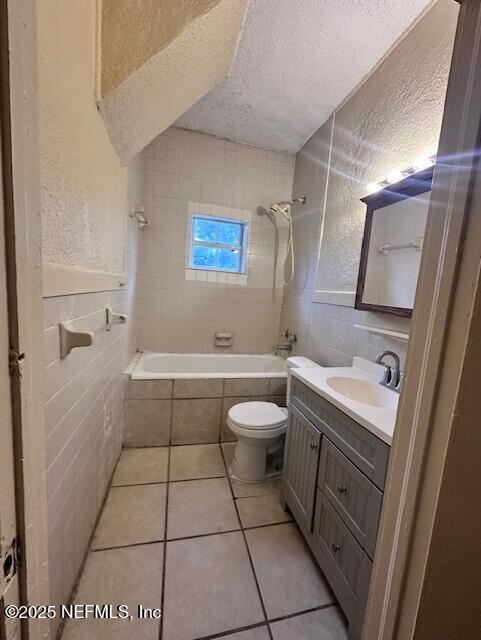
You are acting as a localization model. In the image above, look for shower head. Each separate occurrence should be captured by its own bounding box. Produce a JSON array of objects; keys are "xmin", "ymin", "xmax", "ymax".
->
[
  {"xmin": 269, "ymin": 201, "xmax": 292, "ymax": 219},
  {"xmin": 269, "ymin": 197, "xmax": 306, "ymax": 220}
]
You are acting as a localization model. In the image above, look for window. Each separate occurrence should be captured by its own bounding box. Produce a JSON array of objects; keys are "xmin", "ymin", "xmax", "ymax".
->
[{"xmin": 189, "ymin": 214, "xmax": 248, "ymax": 273}]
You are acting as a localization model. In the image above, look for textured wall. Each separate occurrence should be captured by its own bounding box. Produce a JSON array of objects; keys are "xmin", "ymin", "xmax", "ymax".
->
[
  {"xmin": 101, "ymin": 0, "xmax": 220, "ymax": 95},
  {"xmin": 316, "ymin": 0, "xmax": 458, "ymax": 296},
  {"xmin": 99, "ymin": 0, "xmax": 248, "ymax": 163},
  {"xmin": 280, "ymin": 0, "xmax": 458, "ymax": 370},
  {"xmin": 37, "ymin": 0, "xmax": 130, "ymax": 296},
  {"xmin": 137, "ymin": 127, "xmax": 295, "ymax": 353}
]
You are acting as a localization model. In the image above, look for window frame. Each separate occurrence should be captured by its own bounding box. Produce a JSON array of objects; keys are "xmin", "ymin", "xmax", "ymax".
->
[{"xmin": 188, "ymin": 213, "xmax": 249, "ymax": 274}]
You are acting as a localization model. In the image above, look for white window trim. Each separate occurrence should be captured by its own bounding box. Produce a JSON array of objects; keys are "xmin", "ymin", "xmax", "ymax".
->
[{"xmin": 185, "ymin": 202, "xmax": 252, "ymax": 285}]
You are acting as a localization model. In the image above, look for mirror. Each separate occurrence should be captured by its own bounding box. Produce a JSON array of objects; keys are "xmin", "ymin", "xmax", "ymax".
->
[{"xmin": 355, "ymin": 167, "xmax": 433, "ymax": 318}]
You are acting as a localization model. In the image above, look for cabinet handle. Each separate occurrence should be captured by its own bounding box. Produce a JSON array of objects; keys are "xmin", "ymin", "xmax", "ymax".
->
[
  {"xmin": 310, "ymin": 442, "xmax": 318, "ymax": 450},
  {"xmin": 331, "ymin": 544, "xmax": 342, "ymax": 553},
  {"xmin": 337, "ymin": 484, "xmax": 348, "ymax": 494}
]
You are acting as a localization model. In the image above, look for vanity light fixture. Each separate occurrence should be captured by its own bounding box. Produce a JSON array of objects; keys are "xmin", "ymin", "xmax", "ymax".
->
[
  {"xmin": 411, "ymin": 155, "xmax": 434, "ymax": 172},
  {"xmin": 366, "ymin": 182, "xmax": 383, "ymax": 195},
  {"xmin": 386, "ymin": 170, "xmax": 405, "ymax": 184},
  {"xmin": 364, "ymin": 153, "xmax": 436, "ymax": 197}
]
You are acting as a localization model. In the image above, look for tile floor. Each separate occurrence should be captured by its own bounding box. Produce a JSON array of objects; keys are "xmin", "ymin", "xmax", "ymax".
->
[{"xmin": 61, "ymin": 443, "xmax": 348, "ymax": 640}]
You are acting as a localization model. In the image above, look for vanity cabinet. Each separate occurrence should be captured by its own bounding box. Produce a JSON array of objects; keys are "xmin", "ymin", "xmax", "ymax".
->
[{"xmin": 282, "ymin": 377, "xmax": 390, "ymax": 639}]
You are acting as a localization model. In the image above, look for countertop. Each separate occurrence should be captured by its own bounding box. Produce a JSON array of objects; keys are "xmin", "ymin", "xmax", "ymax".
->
[{"xmin": 291, "ymin": 358, "xmax": 398, "ymax": 445}]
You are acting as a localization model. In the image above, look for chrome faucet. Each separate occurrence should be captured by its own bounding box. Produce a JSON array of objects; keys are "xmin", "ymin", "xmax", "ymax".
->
[
  {"xmin": 276, "ymin": 329, "xmax": 297, "ymax": 354},
  {"xmin": 375, "ymin": 350, "xmax": 403, "ymax": 393},
  {"xmin": 276, "ymin": 343, "xmax": 293, "ymax": 353}
]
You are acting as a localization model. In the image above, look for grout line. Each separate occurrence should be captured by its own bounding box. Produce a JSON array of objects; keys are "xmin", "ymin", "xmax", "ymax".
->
[
  {"xmin": 268, "ymin": 602, "xmax": 338, "ymax": 625},
  {"xmin": 188, "ymin": 602, "xmax": 340, "ymax": 640},
  {"xmin": 90, "ymin": 519, "xmax": 294, "ymax": 553},
  {"xmin": 169, "ymin": 474, "xmax": 226, "ymax": 483},
  {"xmin": 90, "ymin": 538, "xmax": 166, "ymax": 553},
  {"xmin": 159, "ymin": 445, "xmax": 171, "ymax": 640},
  {"xmin": 219, "ymin": 446, "xmax": 275, "ymax": 640},
  {"xmin": 111, "ymin": 480, "xmax": 169, "ymax": 488},
  {"xmin": 187, "ymin": 621, "xmax": 268, "ymax": 640}
]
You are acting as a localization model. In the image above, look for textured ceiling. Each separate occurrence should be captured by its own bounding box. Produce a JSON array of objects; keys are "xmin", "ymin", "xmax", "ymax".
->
[{"xmin": 176, "ymin": 0, "xmax": 434, "ymax": 152}]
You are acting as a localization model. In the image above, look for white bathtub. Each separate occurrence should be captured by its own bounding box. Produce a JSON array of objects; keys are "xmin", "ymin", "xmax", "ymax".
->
[{"xmin": 130, "ymin": 352, "xmax": 287, "ymax": 380}]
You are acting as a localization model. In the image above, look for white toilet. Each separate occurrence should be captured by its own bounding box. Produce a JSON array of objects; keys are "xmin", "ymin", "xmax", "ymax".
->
[{"xmin": 227, "ymin": 356, "xmax": 320, "ymax": 482}]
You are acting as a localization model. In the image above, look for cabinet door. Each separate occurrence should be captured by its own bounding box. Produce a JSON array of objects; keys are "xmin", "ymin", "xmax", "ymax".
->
[
  {"xmin": 312, "ymin": 490, "xmax": 372, "ymax": 631},
  {"xmin": 282, "ymin": 404, "xmax": 321, "ymax": 531}
]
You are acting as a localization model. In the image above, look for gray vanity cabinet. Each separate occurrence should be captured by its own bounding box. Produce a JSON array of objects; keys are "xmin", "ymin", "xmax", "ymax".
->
[{"xmin": 282, "ymin": 377, "xmax": 390, "ymax": 640}]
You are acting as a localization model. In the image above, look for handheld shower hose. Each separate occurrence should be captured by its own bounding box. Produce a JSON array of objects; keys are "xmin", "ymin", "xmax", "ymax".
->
[{"xmin": 269, "ymin": 197, "xmax": 306, "ymax": 285}]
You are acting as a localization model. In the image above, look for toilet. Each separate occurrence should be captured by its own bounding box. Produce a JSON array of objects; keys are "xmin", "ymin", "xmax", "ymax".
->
[{"xmin": 227, "ymin": 357, "xmax": 320, "ymax": 482}]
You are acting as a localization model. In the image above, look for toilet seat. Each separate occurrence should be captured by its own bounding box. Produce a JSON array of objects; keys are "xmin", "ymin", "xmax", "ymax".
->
[{"xmin": 228, "ymin": 401, "xmax": 287, "ymax": 430}]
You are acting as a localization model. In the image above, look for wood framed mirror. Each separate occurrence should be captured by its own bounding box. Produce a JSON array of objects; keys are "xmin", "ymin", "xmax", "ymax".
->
[{"xmin": 355, "ymin": 166, "xmax": 433, "ymax": 318}]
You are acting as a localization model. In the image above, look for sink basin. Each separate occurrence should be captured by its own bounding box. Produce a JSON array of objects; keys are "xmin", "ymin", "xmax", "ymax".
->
[{"xmin": 326, "ymin": 376, "xmax": 398, "ymax": 409}]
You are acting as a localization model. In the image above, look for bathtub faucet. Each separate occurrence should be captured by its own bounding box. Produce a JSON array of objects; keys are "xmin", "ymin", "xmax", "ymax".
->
[{"xmin": 276, "ymin": 343, "xmax": 293, "ymax": 353}]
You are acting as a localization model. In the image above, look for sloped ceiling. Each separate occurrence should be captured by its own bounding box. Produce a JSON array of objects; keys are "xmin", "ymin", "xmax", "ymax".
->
[
  {"xmin": 176, "ymin": 0, "xmax": 435, "ymax": 152},
  {"xmin": 98, "ymin": 0, "xmax": 248, "ymax": 163}
]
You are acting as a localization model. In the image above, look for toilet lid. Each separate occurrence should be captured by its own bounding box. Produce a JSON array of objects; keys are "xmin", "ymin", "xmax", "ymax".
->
[{"xmin": 228, "ymin": 402, "xmax": 287, "ymax": 430}]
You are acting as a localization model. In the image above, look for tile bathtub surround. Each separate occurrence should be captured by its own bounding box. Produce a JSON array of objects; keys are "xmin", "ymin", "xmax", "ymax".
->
[
  {"xmin": 42, "ymin": 287, "xmax": 136, "ymax": 624},
  {"xmin": 123, "ymin": 375, "xmax": 287, "ymax": 446},
  {"xmin": 171, "ymin": 397, "xmax": 222, "ymax": 444},
  {"xmin": 66, "ymin": 443, "xmax": 344, "ymax": 640},
  {"xmin": 137, "ymin": 127, "xmax": 295, "ymax": 354},
  {"xmin": 124, "ymin": 399, "xmax": 172, "ymax": 446}
]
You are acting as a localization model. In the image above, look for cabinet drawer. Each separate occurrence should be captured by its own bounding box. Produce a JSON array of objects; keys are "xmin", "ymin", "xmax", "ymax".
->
[
  {"xmin": 312, "ymin": 490, "xmax": 372, "ymax": 624},
  {"xmin": 291, "ymin": 377, "xmax": 389, "ymax": 490},
  {"xmin": 318, "ymin": 439, "xmax": 382, "ymax": 559}
]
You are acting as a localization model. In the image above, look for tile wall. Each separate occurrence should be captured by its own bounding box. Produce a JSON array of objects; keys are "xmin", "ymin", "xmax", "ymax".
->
[
  {"xmin": 42, "ymin": 289, "xmax": 132, "ymax": 632},
  {"xmin": 137, "ymin": 127, "xmax": 296, "ymax": 354}
]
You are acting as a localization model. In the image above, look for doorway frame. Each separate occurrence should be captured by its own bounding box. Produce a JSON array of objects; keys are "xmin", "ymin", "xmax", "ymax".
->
[
  {"xmin": 362, "ymin": 0, "xmax": 481, "ymax": 637},
  {"xmin": 0, "ymin": 1, "xmax": 50, "ymax": 638}
]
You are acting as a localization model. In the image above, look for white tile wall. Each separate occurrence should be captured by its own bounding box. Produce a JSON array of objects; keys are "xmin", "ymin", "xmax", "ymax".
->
[
  {"xmin": 137, "ymin": 127, "xmax": 295, "ymax": 353},
  {"xmin": 43, "ymin": 289, "xmax": 133, "ymax": 621}
]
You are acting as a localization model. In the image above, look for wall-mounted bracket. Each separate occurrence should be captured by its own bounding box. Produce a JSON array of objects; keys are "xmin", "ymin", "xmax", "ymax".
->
[
  {"xmin": 106, "ymin": 308, "xmax": 127, "ymax": 331},
  {"xmin": 59, "ymin": 322, "xmax": 94, "ymax": 359},
  {"xmin": 215, "ymin": 332, "xmax": 232, "ymax": 347}
]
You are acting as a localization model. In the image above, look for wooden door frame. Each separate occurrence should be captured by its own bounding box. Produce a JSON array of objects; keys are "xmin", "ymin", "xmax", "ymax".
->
[
  {"xmin": 362, "ymin": 0, "xmax": 481, "ymax": 637},
  {"xmin": 1, "ymin": 1, "xmax": 50, "ymax": 638}
]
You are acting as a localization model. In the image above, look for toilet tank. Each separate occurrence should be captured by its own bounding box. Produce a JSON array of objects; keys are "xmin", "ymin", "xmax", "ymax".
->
[{"xmin": 285, "ymin": 356, "xmax": 321, "ymax": 405}]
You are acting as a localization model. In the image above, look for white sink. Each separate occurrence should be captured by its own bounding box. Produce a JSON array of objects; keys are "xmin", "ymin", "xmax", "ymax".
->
[{"xmin": 326, "ymin": 376, "xmax": 398, "ymax": 409}]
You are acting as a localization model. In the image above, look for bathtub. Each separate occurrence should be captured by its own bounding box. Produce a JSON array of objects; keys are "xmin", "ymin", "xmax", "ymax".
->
[
  {"xmin": 130, "ymin": 352, "xmax": 287, "ymax": 380},
  {"xmin": 125, "ymin": 352, "xmax": 288, "ymax": 447}
]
